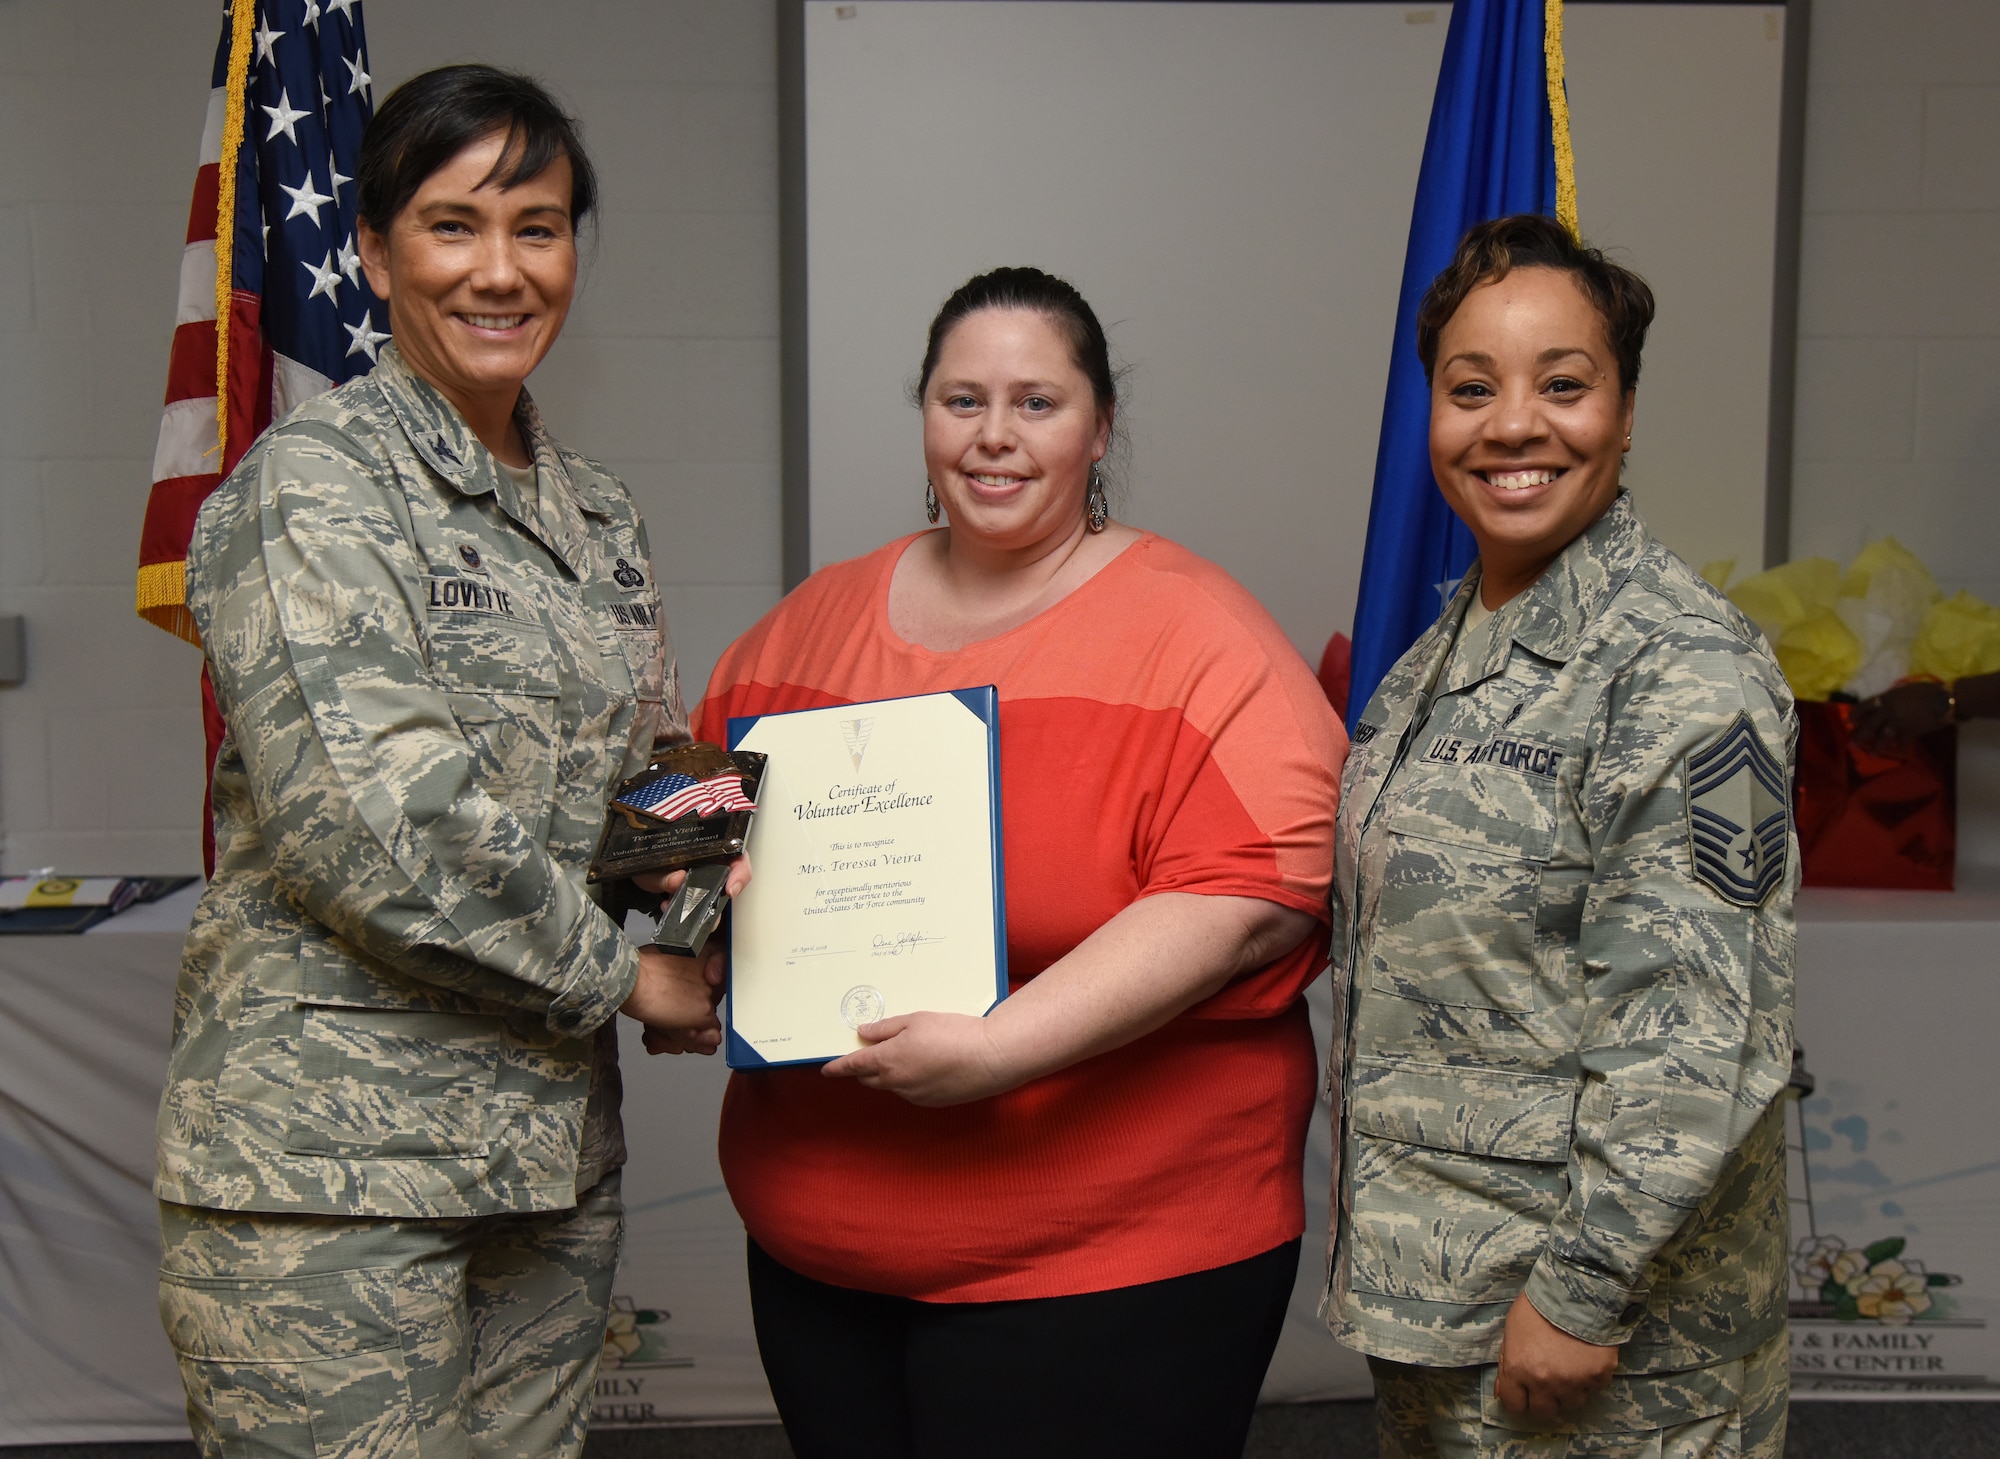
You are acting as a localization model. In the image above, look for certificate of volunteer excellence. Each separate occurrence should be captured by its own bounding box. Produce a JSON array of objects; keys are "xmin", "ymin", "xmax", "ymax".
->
[{"xmin": 723, "ymin": 689, "xmax": 1007, "ymax": 1068}]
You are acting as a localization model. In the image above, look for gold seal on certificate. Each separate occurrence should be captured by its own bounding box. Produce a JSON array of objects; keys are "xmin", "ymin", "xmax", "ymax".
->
[{"xmin": 723, "ymin": 688, "xmax": 1007, "ymax": 1067}]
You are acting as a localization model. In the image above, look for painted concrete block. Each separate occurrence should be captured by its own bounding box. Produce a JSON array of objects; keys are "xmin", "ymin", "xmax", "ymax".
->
[
  {"xmin": 1794, "ymin": 337, "xmax": 1919, "ymax": 464},
  {"xmin": 1921, "ymin": 86, "xmax": 2000, "ymax": 211},
  {"xmin": 1803, "ymin": 84, "xmax": 1924, "ymax": 215}
]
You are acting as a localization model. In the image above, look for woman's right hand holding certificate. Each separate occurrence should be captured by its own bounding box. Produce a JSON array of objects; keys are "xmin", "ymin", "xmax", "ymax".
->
[{"xmin": 822, "ymin": 891, "xmax": 1314, "ymax": 1105}]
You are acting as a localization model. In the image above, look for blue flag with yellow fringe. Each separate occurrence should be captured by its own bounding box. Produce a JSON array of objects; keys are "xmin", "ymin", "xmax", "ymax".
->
[{"xmin": 1346, "ymin": 0, "xmax": 1576, "ymax": 720}]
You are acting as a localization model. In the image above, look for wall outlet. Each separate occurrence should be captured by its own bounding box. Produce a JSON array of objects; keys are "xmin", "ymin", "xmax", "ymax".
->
[{"xmin": 0, "ymin": 616, "xmax": 23, "ymax": 686}]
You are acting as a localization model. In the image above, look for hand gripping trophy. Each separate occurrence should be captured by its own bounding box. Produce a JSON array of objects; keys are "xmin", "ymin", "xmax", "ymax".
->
[{"xmin": 588, "ymin": 743, "xmax": 767, "ymax": 957}]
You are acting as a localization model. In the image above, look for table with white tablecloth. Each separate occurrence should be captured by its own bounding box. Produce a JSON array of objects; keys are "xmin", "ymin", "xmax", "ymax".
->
[
  {"xmin": 0, "ymin": 887, "xmax": 791, "ymax": 1443},
  {"xmin": 1, "ymin": 887, "xmax": 208, "ymax": 1444}
]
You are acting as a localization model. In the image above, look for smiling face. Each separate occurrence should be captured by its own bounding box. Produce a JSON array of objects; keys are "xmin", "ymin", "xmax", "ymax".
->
[
  {"xmin": 1429, "ymin": 266, "xmax": 1636, "ymax": 605},
  {"xmin": 357, "ymin": 130, "xmax": 576, "ymax": 429},
  {"xmin": 921, "ymin": 307, "xmax": 1112, "ymax": 550}
]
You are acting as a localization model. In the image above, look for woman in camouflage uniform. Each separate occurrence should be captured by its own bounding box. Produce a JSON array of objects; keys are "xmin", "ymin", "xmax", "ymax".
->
[
  {"xmin": 1329, "ymin": 216, "xmax": 1798, "ymax": 1458},
  {"xmin": 154, "ymin": 66, "xmax": 733, "ymax": 1459}
]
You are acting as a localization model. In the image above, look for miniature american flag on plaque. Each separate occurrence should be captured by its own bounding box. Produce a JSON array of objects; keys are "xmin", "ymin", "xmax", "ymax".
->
[{"xmin": 616, "ymin": 772, "xmax": 756, "ymax": 824}]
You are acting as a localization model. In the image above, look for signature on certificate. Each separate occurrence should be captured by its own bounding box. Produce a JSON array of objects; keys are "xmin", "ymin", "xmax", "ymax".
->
[{"xmin": 870, "ymin": 930, "xmax": 945, "ymax": 956}]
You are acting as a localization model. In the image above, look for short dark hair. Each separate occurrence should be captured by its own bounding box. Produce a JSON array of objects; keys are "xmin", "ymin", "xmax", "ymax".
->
[
  {"xmin": 1416, "ymin": 214, "xmax": 1655, "ymax": 391},
  {"xmin": 357, "ymin": 64, "xmax": 598, "ymax": 234},
  {"xmin": 914, "ymin": 267, "xmax": 1119, "ymax": 419}
]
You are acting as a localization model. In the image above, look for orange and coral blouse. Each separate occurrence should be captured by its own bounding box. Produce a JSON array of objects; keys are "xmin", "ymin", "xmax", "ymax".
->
[{"xmin": 695, "ymin": 531, "xmax": 1345, "ymax": 1302}]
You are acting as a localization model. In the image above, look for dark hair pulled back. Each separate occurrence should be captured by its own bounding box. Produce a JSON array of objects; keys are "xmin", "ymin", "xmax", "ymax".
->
[
  {"xmin": 915, "ymin": 267, "xmax": 1119, "ymax": 419},
  {"xmin": 357, "ymin": 64, "xmax": 598, "ymax": 234},
  {"xmin": 1417, "ymin": 214, "xmax": 1655, "ymax": 391}
]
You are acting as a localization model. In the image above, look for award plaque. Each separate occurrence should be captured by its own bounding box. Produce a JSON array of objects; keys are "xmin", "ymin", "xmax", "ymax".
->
[
  {"xmin": 588, "ymin": 742, "xmax": 766, "ymax": 957},
  {"xmin": 722, "ymin": 688, "xmax": 1007, "ymax": 1068}
]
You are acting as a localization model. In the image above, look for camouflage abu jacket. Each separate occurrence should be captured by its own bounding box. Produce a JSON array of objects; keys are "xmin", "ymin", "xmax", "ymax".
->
[
  {"xmin": 1327, "ymin": 491, "xmax": 1798, "ymax": 1373},
  {"xmin": 157, "ymin": 343, "xmax": 683, "ymax": 1219}
]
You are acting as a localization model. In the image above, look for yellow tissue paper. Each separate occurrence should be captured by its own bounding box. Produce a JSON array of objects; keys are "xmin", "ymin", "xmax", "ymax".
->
[
  {"xmin": 1841, "ymin": 537, "xmax": 1940, "ymax": 603},
  {"xmin": 1838, "ymin": 537, "xmax": 1944, "ymax": 698},
  {"xmin": 1725, "ymin": 541, "xmax": 1999, "ymax": 698},
  {"xmin": 1729, "ymin": 557, "xmax": 1842, "ymax": 644},
  {"xmin": 1701, "ymin": 559, "xmax": 1737, "ymax": 592},
  {"xmin": 1776, "ymin": 609, "xmax": 1863, "ymax": 701},
  {"xmin": 1910, "ymin": 592, "xmax": 2000, "ymax": 684}
]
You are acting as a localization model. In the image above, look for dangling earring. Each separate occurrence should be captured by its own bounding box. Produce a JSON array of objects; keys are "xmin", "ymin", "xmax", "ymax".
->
[
  {"xmin": 925, "ymin": 478, "xmax": 940, "ymax": 525},
  {"xmin": 1086, "ymin": 464, "xmax": 1109, "ymax": 534}
]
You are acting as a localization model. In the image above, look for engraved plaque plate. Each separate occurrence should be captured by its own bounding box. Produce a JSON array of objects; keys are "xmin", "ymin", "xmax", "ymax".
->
[{"xmin": 587, "ymin": 743, "xmax": 767, "ymax": 883}]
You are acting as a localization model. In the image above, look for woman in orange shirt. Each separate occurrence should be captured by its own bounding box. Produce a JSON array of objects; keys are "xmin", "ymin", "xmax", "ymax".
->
[{"xmin": 696, "ymin": 268, "xmax": 1345, "ymax": 1458}]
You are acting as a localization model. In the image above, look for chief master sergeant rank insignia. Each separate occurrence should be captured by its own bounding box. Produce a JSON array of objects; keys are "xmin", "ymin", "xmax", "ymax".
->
[{"xmin": 1685, "ymin": 712, "xmax": 1789, "ymax": 907}]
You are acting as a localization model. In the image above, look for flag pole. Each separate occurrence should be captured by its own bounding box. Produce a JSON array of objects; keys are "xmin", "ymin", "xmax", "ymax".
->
[
  {"xmin": 212, "ymin": 0, "xmax": 257, "ymax": 470},
  {"xmin": 1544, "ymin": 0, "xmax": 1579, "ymax": 240}
]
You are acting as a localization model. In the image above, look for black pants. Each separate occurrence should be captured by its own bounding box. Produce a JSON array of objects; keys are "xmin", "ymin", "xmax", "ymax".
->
[{"xmin": 747, "ymin": 1235, "xmax": 1301, "ymax": 1459}]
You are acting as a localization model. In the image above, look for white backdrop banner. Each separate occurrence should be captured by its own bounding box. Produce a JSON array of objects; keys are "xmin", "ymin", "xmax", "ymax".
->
[{"xmin": 1785, "ymin": 882, "xmax": 2000, "ymax": 1398}]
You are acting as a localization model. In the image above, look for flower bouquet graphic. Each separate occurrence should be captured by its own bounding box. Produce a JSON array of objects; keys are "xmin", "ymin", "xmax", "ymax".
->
[
  {"xmin": 1785, "ymin": 1049, "xmax": 1992, "ymax": 1391},
  {"xmin": 600, "ymin": 1295, "xmax": 694, "ymax": 1371},
  {"xmin": 1790, "ymin": 1234, "xmax": 1960, "ymax": 1324}
]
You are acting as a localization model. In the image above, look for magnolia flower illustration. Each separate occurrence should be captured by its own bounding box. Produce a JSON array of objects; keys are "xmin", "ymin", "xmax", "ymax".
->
[
  {"xmin": 1794, "ymin": 1233, "xmax": 1960, "ymax": 1323},
  {"xmin": 1793, "ymin": 1235, "xmax": 1845, "ymax": 1286},
  {"xmin": 603, "ymin": 1306, "xmax": 644, "ymax": 1365},
  {"xmin": 1854, "ymin": 1262, "xmax": 1934, "ymax": 1325}
]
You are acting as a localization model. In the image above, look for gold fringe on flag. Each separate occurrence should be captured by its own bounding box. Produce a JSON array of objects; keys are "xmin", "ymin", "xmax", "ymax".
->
[
  {"xmin": 1544, "ymin": 0, "xmax": 1579, "ymax": 240},
  {"xmin": 213, "ymin": 0, "xmax": 257, "ymax": 465},
  {"xmin": 135, "ymin": 561, "xmax": 197, "ymax": 645}
]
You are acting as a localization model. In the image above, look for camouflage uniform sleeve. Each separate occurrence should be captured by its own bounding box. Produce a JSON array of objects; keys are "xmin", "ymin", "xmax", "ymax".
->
[
  {"xmin": 1521, "ymin": 617, "xmax": 1797, "ymax": 1346},
  {"xmin": 191, "ymin": 423, "xmax": 639, "ymax": 1037}
]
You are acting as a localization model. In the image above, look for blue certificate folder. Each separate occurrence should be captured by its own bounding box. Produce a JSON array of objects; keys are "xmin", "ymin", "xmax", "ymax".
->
[{"xmin": 723, "ymin": 687, "xmax": 1007, "ymax": 1069}]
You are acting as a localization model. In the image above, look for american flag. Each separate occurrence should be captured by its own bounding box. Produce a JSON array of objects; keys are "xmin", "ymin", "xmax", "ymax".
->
[
  {"xmin": 136, "ymin": 0, "xmax": 384, "ymax": 647},
  {"xmin": 618, "ymin": 774, "xmax": 757, "ymax": 824}
]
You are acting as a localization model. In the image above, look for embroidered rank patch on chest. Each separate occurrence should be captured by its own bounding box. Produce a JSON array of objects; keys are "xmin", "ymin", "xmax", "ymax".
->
[{"xmin": 1685, "ymin": 714, "xmax": 1789, "ymax": 906}]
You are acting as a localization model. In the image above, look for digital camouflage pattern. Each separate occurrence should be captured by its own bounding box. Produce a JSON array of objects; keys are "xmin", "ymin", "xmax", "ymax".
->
[
  {"xmin": 1328, "ymin": 493, "xmax": 1798, "ymax": 1381},
  {"xmin": 158, "ymin": 342, "xmax": 684, "ymax": 1219},
  {"xmin": 1369, "ymin": 1324, "xmax": 1788, "ymax": 1458},
  {"xmin": 158, "ymin": 1171, "xmax": 622, "ymax": 1459}
]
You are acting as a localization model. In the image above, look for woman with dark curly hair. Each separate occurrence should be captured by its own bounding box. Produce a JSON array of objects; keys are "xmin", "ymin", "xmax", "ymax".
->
[{"xmin": 1329, "ymin": 215, "xmax": 1798, "ymax": 1459}]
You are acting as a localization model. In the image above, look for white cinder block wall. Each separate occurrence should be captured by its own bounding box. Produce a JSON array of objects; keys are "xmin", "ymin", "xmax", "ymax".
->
[
  {"xmin": 3, "ymin": 0, "xmax": 1999, "ymax": 874},
  {"xmin": 2, "ymin": 4, "xmax": 213, "ymax": 874},
  {"xmin": 0, "ymin": 1, "xmax": 781, "ymax": 874},
  {"xmin": 1789, "ymin": 0, "xmax": 2000, "ymax": 598}
]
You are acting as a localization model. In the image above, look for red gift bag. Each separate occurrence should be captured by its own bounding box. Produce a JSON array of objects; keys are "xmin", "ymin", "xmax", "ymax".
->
[{"xmin": 1793, "ymin": 700, "xmax": 1956, "ymax": 890}]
